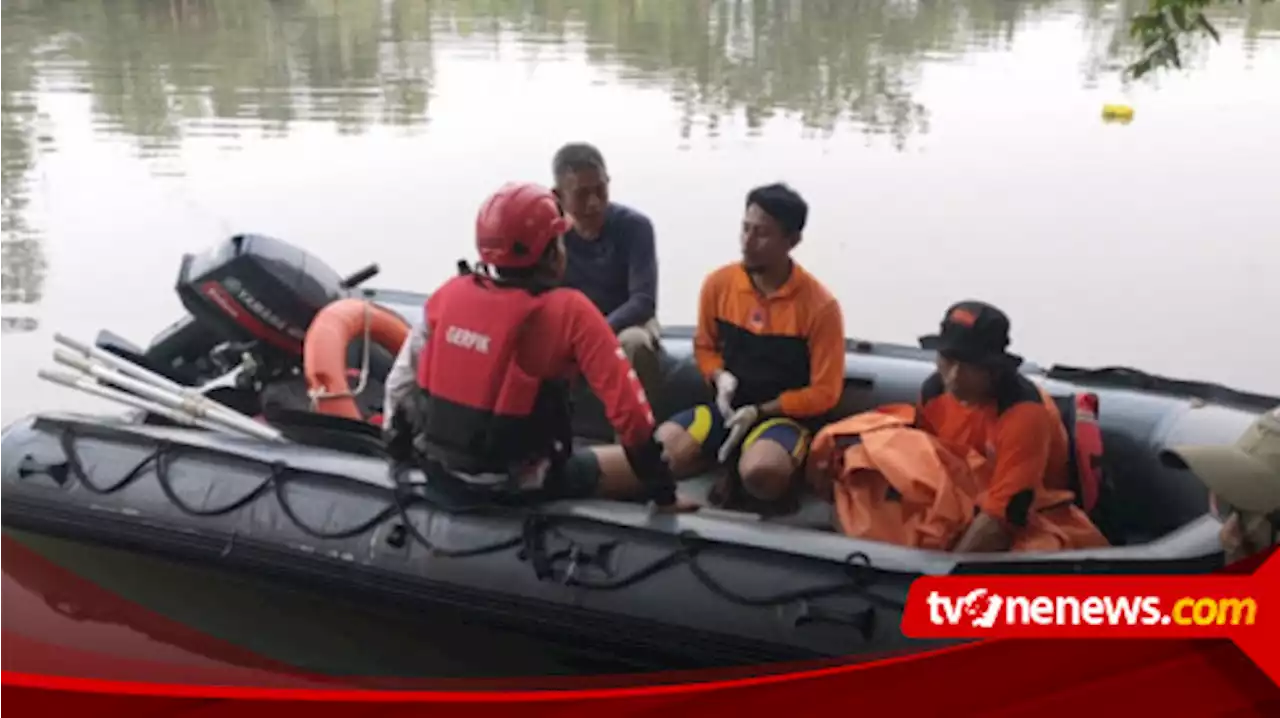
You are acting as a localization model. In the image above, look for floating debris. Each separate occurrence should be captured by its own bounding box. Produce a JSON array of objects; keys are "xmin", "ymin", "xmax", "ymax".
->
[{"xmin": 1102, "ymin": 104, "xmax": 1134, "ymax": 124}]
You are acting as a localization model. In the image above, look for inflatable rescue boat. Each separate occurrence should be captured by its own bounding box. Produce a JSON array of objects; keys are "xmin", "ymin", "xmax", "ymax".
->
[{"xmin": 3, "ymin": 234, "xmax": 1275, "ymax": 676}]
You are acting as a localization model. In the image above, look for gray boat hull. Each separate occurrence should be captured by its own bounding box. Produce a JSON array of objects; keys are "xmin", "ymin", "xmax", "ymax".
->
[{"xmin": 3, "ymin": 302, "xmax": 1273, "ymax": 672}]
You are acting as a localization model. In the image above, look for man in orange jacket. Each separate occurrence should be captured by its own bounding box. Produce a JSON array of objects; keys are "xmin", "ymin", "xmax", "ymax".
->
[
  {"xmin": 656, "ymin": 183, "xmax": 846, "ymax": 512},
  {"xmin": 915, "ymin": 300, "xmax": 1108, "ymax": 552}
]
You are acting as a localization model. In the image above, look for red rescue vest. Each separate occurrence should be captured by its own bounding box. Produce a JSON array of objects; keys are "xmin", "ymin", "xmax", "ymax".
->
[
  {"xmin": 1069, "ymin": 393, "xmax": 1105, "ymax": 513},
  {"xmin": 414, "ymin": 273, "xmax": 571, "ymax": 474},
  {"xmin": 1054, "ymin": 392, "xmax": 1106, "ymax": 514}
]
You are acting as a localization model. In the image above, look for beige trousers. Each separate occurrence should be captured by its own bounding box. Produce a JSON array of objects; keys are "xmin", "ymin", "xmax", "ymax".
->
[{"xmin": 616, "ymin": 318, "xmax": 664, "ymax": 412}]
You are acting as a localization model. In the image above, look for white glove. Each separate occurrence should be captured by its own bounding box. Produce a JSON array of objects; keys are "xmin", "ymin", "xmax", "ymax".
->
[
  {"xmin": 714, "ymin": 371, "xmax": 738, "ymax": 419},
  {"xmin": 718, "ymin": 405, "xmax": 760, "ymax": 464}
]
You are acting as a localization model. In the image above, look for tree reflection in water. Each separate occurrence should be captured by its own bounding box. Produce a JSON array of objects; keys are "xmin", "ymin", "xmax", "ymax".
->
[{"xmin": 1, "ymin": 0, "xmax": 1276, "ymax": 321}]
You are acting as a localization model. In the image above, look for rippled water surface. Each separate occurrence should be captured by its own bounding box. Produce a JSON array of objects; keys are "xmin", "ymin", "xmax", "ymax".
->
[{"xmin": 3, "ymin": 0, "xmax": 1279, "ymax": 423}]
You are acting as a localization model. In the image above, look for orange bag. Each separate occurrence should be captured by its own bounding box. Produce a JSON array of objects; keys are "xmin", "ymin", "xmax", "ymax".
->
[{"xmin": 807, "ymin": 405, "xmax": 982, "ymax": 550}]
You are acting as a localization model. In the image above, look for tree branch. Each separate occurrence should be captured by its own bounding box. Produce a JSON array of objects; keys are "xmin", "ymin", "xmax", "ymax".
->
[{"xmin": 1126, "ymin": 0, "xmax": 1271, "ymax": 79}]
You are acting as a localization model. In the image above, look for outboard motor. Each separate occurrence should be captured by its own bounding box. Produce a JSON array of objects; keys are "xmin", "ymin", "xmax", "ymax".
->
[
  {"xmin": 114, "ymin": 233, "xmax": 396, "ymax": 422},
  {"xmin": 134, "ymin": 234, "xmax": 349, "ymax": 383},
  {"xmin": 90, "ymin": 233, "xmax": 394, "ymax": 426},
  {"xmin": 177, "ymin": 233, "xmax": 347, "ymax": 357}
]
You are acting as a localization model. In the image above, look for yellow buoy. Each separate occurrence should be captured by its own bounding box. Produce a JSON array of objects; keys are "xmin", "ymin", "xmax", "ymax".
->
[{"xmin": 1102, "ymin": 104, "xmax": 1134, "ymax": 123}]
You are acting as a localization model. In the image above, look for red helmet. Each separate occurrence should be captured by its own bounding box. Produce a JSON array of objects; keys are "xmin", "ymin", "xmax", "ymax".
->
[{"xmin": 475, "ymin": 182, "xmax": 571, "ymax": 269}]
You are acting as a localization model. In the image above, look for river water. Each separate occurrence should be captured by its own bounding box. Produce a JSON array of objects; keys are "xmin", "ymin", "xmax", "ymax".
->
[{"xmin": 3, "ymin": 0, "xmax": 1279, "ymax": 426}]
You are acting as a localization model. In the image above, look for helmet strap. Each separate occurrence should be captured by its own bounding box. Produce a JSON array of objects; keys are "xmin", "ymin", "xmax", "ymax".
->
[{"xmin": 465, "ymin": 259, "xmax": 555, "ymax": 295}]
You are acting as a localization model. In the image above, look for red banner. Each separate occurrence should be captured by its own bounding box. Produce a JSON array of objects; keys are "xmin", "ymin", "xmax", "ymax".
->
[{"xmin": 902, "ymin": 558, "xmax": 1278, "ymax": 690}]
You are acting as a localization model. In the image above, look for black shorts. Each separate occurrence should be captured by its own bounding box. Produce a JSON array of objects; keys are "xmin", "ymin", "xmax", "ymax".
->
[{"xmin": 544, "ymin": 449, "xmax": 603, "ymax": 500}]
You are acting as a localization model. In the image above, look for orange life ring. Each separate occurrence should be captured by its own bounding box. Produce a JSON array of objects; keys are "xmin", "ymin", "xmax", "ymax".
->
[{"xmin": 303, "ymin": 298, "xmax": 411, "ymax": 422}]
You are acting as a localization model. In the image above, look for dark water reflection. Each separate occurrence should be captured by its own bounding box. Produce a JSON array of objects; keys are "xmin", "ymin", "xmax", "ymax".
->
[
  {"xmin": 5, "ymin": 0, "xmax": 1275, "ymax": 157},
  {"xmin": 2, "ymin": 0, "xmax": 1278, "ymax": 416},
  {"xmin": 2, "ymin": 6, "xmax": 49, "ymax": 314},
  {"xmin": 1, "ymin": 529, "xmax": 670, "ymax": 680}
]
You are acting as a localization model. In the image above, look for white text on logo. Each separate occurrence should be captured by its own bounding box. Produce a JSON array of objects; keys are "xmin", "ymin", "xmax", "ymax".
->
[{"xmin": 445, "ymin": 326, "xmax": 491, "ymax": 354}]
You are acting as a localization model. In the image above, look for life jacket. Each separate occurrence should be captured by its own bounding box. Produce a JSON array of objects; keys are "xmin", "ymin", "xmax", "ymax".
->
[
  {"xmin": 413, "ymin": 270, "xmax": 571, "ymax": 476},
  {"xmin": 1052, "ymin": 392, "xmax": 1106, "ymax": 514},
  {"xmin": 807, "ymin": 404, "xmax": 983, "ymax": 550}
]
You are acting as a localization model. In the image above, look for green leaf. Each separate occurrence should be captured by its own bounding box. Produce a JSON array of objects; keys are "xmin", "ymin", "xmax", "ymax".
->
[{"xmin": 1194, "ymin": 13, "xmax": 1221, "ymax": 43}]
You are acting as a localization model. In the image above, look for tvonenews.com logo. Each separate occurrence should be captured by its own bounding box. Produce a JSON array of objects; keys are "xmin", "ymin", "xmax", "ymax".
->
[
  {"xmin": 901, "ymin": 566, "xmax": 1271, "ymax": 650},
  {"xmin": 925, "ymin": 588, "xmax": 1258, "ymax": 630}
]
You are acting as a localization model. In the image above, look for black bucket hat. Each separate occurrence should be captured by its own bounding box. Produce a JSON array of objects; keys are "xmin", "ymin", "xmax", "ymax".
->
[{"xmin": 919, "ymin": 300, "xmax": 1023, "ymax": 368}]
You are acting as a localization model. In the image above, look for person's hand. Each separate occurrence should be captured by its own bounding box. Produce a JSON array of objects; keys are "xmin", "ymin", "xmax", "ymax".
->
[
  {"xmin": 714, "ymin": 371, "xmax": 738, "ymax": 418},
  {"xmin": 1219, "ymin": 512, "xmax": 1244, "ymax": 563},
  {"xmin": 804, "ymin": 458, "xmax": 835, "ymax": 501},
  {"xmin": 718, "ymin": 404, "xmax": 760, "ymax": 463}
]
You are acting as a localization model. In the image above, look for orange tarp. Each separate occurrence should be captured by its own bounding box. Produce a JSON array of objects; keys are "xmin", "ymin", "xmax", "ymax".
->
[{"xmin": 807, "ymin": 405, "xmax": 1109, "ymax": 552}]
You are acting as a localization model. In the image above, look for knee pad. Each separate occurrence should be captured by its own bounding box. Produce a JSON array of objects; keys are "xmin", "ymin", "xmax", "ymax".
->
[{"xmin": 682, "ymin": 404, "xmax": 736, "ymax": 445}]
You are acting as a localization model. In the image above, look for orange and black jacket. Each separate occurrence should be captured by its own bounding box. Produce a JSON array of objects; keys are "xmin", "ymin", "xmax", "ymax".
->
[
  {"xmin": 693, "ymin": 262, "xmax": 845, "ymax": 426},
  {"xmin": 916, "ymin": 371, "xmax": 1072, "ymax": 529}
]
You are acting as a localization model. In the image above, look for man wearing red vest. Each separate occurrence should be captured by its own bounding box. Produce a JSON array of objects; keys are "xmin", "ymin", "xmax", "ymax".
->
[{"xmin": 383, "ymin": 181, "xmax": 694, "ymax": 511}]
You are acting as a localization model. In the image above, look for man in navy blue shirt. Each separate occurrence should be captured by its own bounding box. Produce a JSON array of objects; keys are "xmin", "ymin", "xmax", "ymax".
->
[{"xmin": 552, "ymin": 142, "xmax": 664, "ymax": 418}]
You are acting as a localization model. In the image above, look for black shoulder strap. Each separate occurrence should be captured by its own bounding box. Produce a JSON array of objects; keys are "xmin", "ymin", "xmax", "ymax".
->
[{"xmin": 463, "ymin": 260, "xmax": 556, "ymax": 296}]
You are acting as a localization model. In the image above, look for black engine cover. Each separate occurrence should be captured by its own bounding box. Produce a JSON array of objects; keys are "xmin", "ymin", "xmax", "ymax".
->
[{"xmin": 175, "ymin": 233, "xmax": 346, "ymax": 358}]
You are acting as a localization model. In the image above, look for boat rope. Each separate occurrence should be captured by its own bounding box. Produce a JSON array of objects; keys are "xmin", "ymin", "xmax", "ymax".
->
[
  {"xmin": 47, "ymin": 425, "xmax": 903, "ymax": 613},
  {"xmin": 53, "ymin": 428, "xmax": 538, "ymax": 558},
  {"xmin": 522, "ymin": 523, "xmax": 904, "ymax": 610}
]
